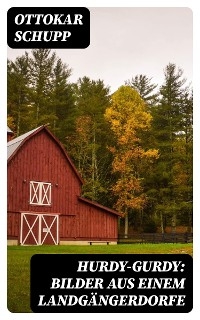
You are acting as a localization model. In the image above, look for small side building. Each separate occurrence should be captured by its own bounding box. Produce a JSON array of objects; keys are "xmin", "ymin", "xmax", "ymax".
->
[{"xmin": 7, "ymin": 125, "xmax": 120, "ymax": 245}]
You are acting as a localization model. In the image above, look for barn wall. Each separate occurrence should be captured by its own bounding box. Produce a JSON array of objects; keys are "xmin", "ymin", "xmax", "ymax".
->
[
  {"xmin": 59, "ymin": 214, "xmax": 77, "ymax": 239},
  {"xmin": 7, "ymin": 211, "xmax": 20, "ymax": 239},
  {"xmin": 7, "ymin": 131, "xmax": 81, "ymax": 216},
  {"xmin": 75, "ymin": 201, "xmax": 118, "ymax": 241}
]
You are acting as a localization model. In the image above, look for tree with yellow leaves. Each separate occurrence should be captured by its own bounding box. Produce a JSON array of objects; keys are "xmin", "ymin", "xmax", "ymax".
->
[{"xmin": 105, "ymin": 85, "xmax": 159, "ymax": 236}]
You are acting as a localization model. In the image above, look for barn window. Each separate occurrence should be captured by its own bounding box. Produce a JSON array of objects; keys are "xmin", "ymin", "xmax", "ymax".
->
[{"xmin": 30, "ymin": 181, "xmax": 52, "ymax": 206}]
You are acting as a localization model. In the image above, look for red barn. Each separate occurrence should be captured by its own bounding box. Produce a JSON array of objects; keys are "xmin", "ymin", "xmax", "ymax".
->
[{"xmin": 7, "ymin": 125, "xmax": 120, "ymax": 245}]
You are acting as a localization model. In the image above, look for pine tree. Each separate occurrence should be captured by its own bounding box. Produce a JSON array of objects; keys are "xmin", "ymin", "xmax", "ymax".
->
[
  {"xmin": 67, "ymin": 76, "xmax": 111, "ymax": 202},
  {"xmin": 49, "ymin": 58, "xmax": 74, "ymax": 143},
  {"xmin": 28, "ymin": 49, "xmax": 57, "ymax": 126},
  {"xmin": 7, "ymin": 53, "xmax": 31, "ymax": 135},
  {"xmin": 150, "ymin": 63, "xmax": 192, "ymax": 232},
  {"xmin": 125, "ymin": 74, "xmax": 158, "ymax": 106}
]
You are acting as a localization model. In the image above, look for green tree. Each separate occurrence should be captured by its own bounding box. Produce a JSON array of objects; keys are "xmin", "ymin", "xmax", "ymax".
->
[
  {"xmin": 125, "ymin": 74, "xmax": 158, "ymax": 106},
  {"xmin": 28, "ymin": 49, "xmax": 57, "ymax": 127},
  {"xmin": 49, "ymin": 58, "xmax": 74, "ymax": 143},
  {"xmin": 7, "ymin": 53, "xmax": 31, "ymax": 135},
  {"xmin": 172, "ymin": 87, "xmax": 193, "ymax": 231},
  {"xmin": 150, "ymin": 63, "xmax": 192, "ymax": 232},
  {"xmin": 67, "ymin": 77, "xmax": 112, "ymax": 202},
  {"xmin": 7, "ymin": 49, "xmax": 75, "ymax": 140}
]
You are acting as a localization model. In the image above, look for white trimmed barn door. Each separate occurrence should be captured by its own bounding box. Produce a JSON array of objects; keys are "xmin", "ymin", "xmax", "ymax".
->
[
  {"xmin": 20, "ymin": 213, "xmax": 59, "ymax": 245},
  {"xmin": 40, "ymin": 215, "xmax": 59, "ymax": 245}
]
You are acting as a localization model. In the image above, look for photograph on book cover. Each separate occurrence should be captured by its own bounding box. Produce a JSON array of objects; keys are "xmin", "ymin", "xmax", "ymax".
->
[{"xmin": 3, "ymin": 2, "xmax": 196, "ymax": 318}]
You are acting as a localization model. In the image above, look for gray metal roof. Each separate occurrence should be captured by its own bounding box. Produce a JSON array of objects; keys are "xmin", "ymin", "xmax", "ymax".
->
[
  {"xmin": 7, "ymin": 126, "xmax": 13, "ymax": 133},
  {"xmin": 7, "ymin": 126, "xmax": 42, "ymax": 160}
]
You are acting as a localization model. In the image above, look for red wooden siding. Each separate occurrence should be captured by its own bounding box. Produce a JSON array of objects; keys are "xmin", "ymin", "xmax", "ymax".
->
[
  {"xmin": 7, "ymin": 212, "xmax": 21, "ymax": 239},
  {"xmin": 76, "ymin": 200, "xmax": 118, "ymax": 241},
  {"xmin": 7, "ymin": 130, "xmax": 81, "ymax": 215},
  {"xmin": 59, "ymin": 215, "xmax": 77, "ymax": 239}
]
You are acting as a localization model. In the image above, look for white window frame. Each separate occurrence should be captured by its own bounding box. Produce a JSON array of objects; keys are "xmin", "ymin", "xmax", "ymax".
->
[{"xmin": 30, "ymin": 181, "xmax": 52, "ymax": 206}]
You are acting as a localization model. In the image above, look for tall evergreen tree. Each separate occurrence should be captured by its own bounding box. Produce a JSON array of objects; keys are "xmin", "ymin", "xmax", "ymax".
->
[
  {"xmin": 49, "ymin": 58, "xmax": 74, "ymax": 143},
  {"xmin": 7, "ymin": 53, "xmax": 31, "ymax": 135},
  {"xmin": 67, "ymin": 76, "xmax": 112, "ymax": 202},
  {"xmin": 172, "ymin": 86, "xmax": 193, "ymax": 231},
  {"xmin": 150, "ymin": 63, "xmax": 192, "ymax": 232},
  {"xmin": 125, "ymin": 74, "xmax": 158, "ymax": 106},
  {"xmin": 28, "ymin": 49, "xmax": 57, "ymax": 127},
  {"xmin": 7, "ymin": 49, "xmax": 74, "ymax": 138}
]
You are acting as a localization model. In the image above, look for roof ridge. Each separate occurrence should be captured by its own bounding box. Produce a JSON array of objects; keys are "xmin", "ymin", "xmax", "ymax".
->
[{"xmin": 7, "ymin": 126, "xmax": 43, "ymax": 146}]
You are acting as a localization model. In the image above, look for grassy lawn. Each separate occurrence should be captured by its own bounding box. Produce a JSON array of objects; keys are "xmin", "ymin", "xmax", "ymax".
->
[{"xmin": 7, "ymin": 243, "xmax": 193, "ymax": 313}]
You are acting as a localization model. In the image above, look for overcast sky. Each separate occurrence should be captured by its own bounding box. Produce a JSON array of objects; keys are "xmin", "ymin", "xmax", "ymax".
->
[{"xmin": 7, "ymin": 7, "xmax": 193, "ymax": 93}]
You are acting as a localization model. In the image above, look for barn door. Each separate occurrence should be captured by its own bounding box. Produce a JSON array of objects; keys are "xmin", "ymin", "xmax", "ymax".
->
[
  {"xmin": 20, "ymin": 213, "xmax": 59, "ymax": 245},
  {"xmin": 20, "ymin": 213, "xmax": 40, "ymax": 245},
  {"xmin": 41, "ymin": 215, "xmax": 58, "ymax": 245}
]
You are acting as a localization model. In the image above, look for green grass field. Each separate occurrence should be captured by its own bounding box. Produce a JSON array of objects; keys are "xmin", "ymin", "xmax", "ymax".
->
[{"xmin": 7, "ymin": 243, "xmax": 193, "ymax": 313}]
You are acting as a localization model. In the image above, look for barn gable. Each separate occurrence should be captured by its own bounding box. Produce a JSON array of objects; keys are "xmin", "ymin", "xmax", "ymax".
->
[
  {"xmin": 7, "ymin": 126, "xmax": 42, "ymax": 160},
  {"xmin": 7, "ymin": 125, "xmax": 83, "ymax": 184},
  {"xmin": 7, "ymin": 125, "xmax": 120, "ymax": 245}
]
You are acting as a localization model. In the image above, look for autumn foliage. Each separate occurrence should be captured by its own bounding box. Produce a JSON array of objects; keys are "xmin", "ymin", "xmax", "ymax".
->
[{"xmin": 105, "ymin": 86, "xmax": 159, "ymax": 233}]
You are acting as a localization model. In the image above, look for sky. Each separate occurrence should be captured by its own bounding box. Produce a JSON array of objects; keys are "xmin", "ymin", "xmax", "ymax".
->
[{"xmin": 7, "ymin": 7, "xmax": 193, "ymax": 94}]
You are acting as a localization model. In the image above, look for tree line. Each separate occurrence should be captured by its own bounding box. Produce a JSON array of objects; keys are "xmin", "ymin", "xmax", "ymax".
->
[{"xmin": 7, "ymin": 49, "xmax": 193, "ymax": 235}]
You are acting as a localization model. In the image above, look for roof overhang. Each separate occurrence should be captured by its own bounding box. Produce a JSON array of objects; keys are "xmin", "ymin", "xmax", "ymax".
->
[{"xmin": 78, "ymin": 196, "xmax": 122, "ymax": 217}]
